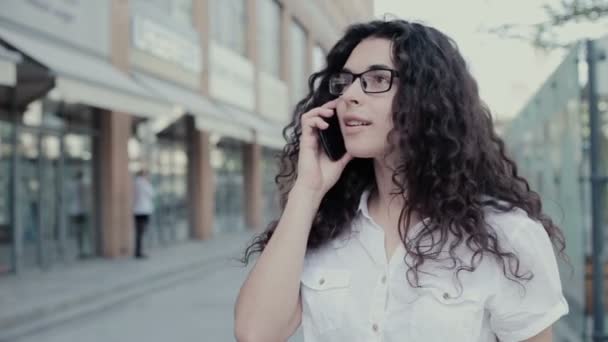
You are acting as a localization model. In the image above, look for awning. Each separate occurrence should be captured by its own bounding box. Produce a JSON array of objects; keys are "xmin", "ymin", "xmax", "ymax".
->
[
  {"xmin": 133, "ymin": 72, "xmax": 255, "ymax": 142},
  {"xmin": 0, "ymin": 44, "xmax": 20, "ymax": 86},
  {"xmin": 0, "ymin": 25, "xmax": 172, "ymax": 117},
  {"xmin": 214, "ymin": 102, "xmax": 286, "ymax": 149}
]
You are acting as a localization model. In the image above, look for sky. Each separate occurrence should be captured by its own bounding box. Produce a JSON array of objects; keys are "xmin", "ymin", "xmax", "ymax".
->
[{"xmin": 373, "ymin": 0, "xmax": 594, "ymax": 122}]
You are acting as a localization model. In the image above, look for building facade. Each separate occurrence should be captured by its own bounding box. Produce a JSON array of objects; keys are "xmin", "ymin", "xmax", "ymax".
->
[{"xmin": 0, "ymin": 0, "xmax": 373, "ymax": 275}]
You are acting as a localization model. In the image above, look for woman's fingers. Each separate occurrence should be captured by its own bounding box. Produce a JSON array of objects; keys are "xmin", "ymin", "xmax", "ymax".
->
[
  {"xmin": 301, "ymin": 116, "xmax": 329, "ymax": 136},
  {"xmin": 320, "ymin": 98, "xmax": 339, "ymax": 109}
]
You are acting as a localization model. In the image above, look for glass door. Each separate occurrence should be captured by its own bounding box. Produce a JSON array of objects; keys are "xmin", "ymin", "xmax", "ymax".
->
[
  {"xmin": 64, "ymin": 133, "xmax": 95, "ymax": 260},
  {"xmin": 39, "ymin": 134, "xmax": 62, "ymax": 266},
  {"xmin": 0, "ymin": 120, "xmax": 14, "ymax": 274},
  {"xmin": 18, "ymin": 130, "xmax": 41, "ymax": 269},
  {"xmin": 18, "ymin": 130, "xmax": 64, "ymax": 269}
]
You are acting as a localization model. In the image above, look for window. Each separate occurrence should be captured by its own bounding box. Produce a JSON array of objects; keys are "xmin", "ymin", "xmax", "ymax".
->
[
  {"xmin": 290, "ymin": 20, "xmax": 308, "ymax": 103},
  {"xmin": 171, "ymin": 0, "xmax": 193, "ymax": 24},
  {"xmin": 257, "ymin": 0, "xmax": 282, "ymax": 77},
  {"xmin": 144, "ymin": 0, "xmax": 193, "ymax": 25},
  {"xmin": 210, "ymin": 0, "xmax": 247, "ymax": 56}
]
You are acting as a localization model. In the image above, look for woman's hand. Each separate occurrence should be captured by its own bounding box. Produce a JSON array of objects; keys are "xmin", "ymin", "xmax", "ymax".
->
[{"xmin": 293, "ymin": 99, "xmax": 353, "ymax": 200}]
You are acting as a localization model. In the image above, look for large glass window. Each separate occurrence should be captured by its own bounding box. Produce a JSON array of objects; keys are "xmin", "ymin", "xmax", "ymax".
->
[
  {"xmin": 257, "ymin": 0, "xmax": 282, "ymax": 77},
  {"xmin": 17, "ymin": 130, "xmax": 40, "ymax": 269},
  {"xmin": 290, "ymin": 20, "xmax": 308, "ymax": 104},
  {"xmin": 213, "ymin": 138, "xmax": 245, "ymax": 233},
  {"xmin": 0, "ymin": 120, "xmax": 13, "ymax": 274},
  {"xmin": 210, "ymin": 0, "xmax": 247, "ymax": 56},
  {"xmin": 64, "ymin": 133, "xmax": 95, "ymax": 260},
  {"xmin": 7, "ymin": 100, "xmax": 99, "ymax": 273},
  {"xmin": 150, "ymin": 140, "xmax": 189, "ymax": 245}
]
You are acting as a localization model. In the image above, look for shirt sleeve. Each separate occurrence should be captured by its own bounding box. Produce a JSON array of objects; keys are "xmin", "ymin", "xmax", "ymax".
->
[{"xmin": 487, "ymin": 215, "xmax": 569, "ymax": 342}]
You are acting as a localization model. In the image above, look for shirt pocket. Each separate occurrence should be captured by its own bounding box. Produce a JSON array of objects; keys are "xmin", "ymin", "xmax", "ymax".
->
[
  {"xmin": 300, "ymin": 268, "xmax": 351, "ymax": 334},
  {"xmin": 408, "ymin": 280, "xmax": 483, "ymax": 341}
]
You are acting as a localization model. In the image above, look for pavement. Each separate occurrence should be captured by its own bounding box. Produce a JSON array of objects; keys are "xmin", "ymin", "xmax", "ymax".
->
[{"xmin": 0, "ymin": 231, "xmax": 304, "ymax": 342}]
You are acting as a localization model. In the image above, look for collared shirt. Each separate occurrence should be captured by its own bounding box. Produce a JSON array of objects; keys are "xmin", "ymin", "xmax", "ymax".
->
[{"xmin": 299, "ymin": 189, "xmax": 568, "ymax": 342}]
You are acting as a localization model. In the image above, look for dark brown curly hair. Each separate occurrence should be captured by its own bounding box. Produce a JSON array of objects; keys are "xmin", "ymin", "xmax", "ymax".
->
[{"xmin": 241, "ymin": 19, "xmax": 566, "ymax": 287}]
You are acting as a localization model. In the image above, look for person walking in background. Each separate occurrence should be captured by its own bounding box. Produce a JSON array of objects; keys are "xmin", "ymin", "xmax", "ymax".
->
[
  {"xmin": 133, "ymin": 169, "xmax": 155, "ymax": 259},
  {"xmin": 67, "ymin": 171, "xmax": 90, "ymax": 258}
]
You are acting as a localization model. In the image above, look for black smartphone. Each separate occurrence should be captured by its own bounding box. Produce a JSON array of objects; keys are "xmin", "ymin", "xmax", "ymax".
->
[{"xmin": 318, "ymin": 109, "xmax": 346, "ymax": 161}]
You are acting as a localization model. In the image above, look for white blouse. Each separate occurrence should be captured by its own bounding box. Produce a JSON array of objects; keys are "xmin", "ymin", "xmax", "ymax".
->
[{"xmin": 299, "ymin": 190, "xmax": 568, "ymax": 342}]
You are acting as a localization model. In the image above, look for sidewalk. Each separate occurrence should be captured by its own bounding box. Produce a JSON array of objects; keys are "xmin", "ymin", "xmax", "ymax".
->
[{"xmin": 0, "ymin": 231, "xmax": 256, "ymax": 341}]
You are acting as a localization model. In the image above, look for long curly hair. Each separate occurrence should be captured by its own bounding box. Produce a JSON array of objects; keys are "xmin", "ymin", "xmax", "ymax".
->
[{"xmin": 241, "ymin": 19, "xmax": 566, "ymax": 287}]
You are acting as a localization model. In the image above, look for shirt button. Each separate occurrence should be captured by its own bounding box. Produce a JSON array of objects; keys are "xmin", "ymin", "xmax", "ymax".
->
[
  {"xmin": 372, "ymin": 323, "xmax": 379, "ymax": 332},
  {"xmin": 381, "ymin": 275, "xmax": 387, "ymax": 284},
  {"xmin": 319, "ymin": 278, "xmax": 325, "ymax": 285}
]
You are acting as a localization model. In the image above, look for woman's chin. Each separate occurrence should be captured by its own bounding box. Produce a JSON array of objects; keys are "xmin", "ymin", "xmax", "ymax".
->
[{"xmin": 345, "ymin": 144, "xmax": 384, "ymax": 159}]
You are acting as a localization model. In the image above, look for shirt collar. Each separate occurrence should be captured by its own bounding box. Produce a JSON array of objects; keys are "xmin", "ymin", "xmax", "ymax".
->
[{"xmin": 357, "ymin": 188, "xmax": 373, "ymax": 221}]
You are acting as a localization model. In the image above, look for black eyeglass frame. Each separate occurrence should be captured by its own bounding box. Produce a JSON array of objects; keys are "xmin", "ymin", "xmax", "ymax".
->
[{"xmin": 328, "ymin": 67, "xmax": 400, "ymax": 95}]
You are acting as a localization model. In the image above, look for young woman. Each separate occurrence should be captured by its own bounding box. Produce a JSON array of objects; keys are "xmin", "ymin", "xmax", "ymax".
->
[{"xmin": 235, "ymin": 19, "xmax": 568, "ymax": 342}]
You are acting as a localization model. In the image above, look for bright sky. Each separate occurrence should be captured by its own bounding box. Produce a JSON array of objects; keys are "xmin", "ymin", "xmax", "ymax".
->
[{"xmin": 374, "ymin": 0, "xmax": 579, "ymax": 122}]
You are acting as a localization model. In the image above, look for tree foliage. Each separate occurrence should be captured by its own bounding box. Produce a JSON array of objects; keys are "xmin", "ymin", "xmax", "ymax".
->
[{"xmin": 489, "ymin": 0, "xmax": 608, "ymax": 48}]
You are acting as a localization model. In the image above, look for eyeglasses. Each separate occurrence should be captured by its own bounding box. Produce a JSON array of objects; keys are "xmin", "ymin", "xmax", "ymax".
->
[{"xmin": 328, "ymin": 68, "xmax": 399, "ymax": 96}]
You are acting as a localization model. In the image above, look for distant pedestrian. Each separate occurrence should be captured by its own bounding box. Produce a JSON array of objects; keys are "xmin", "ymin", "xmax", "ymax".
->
[
  {"xmin": 133, "ymin": 169, "xmax": 155, "ymax": 259},
  {"xmin": 67, "ymin": 171, "xmax": 90, "ymax": 258}
]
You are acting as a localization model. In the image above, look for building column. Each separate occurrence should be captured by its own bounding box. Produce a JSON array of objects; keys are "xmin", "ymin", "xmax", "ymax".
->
[
  {"xmin": 96, "ymin": 0, "xmax": 133, "ymax": 258},
  {"xmin": 191, "ymin": 0, "xmax": 216, "ymax": 239},
  {"xmin": 99, "ymin": 111, "xmax": 133, "ymax": 257},
  {"xmin": 243, "ymin": 143, "xmax": 263, "ymax": 231},
  {"xmin": 186, "ymin": 117, "xmax": 215, "ymax": 240}
]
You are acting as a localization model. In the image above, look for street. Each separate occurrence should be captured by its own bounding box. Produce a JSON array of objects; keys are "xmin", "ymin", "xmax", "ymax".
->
[{"xmin": 12, "ymin": 260, "xmax": 304, "ymax": 342}]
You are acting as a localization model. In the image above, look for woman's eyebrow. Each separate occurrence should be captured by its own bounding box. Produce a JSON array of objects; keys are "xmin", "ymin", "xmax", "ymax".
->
[{"xmin": 341, "ymin": 64, "xmax": 393, "ymax": 73}]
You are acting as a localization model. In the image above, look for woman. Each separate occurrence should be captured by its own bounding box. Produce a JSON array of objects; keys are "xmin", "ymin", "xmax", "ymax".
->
[{"xmin": 235, "ymin": 19, "xmax": 568, "ymax": 342}]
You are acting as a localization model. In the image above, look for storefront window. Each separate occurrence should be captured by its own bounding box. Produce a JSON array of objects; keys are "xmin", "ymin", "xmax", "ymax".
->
[
  {"xmin": 17, "ymin": 130, "xmax": 40, "ymax": 269},
  {"xmin": 64, "ymin": 133, "xmax": 95, "ymax": 259},
  {"xmin": 150, "ymin": 140, "xmax": 189, "ymax": 245},
  {"xmin": 0, "ymin": 120, "xmax": 13, "ymax": 274},
  {"xmin": 213, "ymin": 138, "xmax": 245, "ymax": 233},
  {"xmin": 9, "ymin": 100, "xmax": 99, "ymax": 272}
]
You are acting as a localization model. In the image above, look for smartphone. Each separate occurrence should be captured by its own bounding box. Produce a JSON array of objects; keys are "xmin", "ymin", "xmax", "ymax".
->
[{"xmin": 318, "ymin": 109, "xmax": 346, "ymax": 161}]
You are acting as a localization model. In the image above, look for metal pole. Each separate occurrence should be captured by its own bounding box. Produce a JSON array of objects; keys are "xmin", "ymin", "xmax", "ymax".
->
[{"xmin": 588, "ymin": 38, "xmax": 606, "ymax": 342}]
